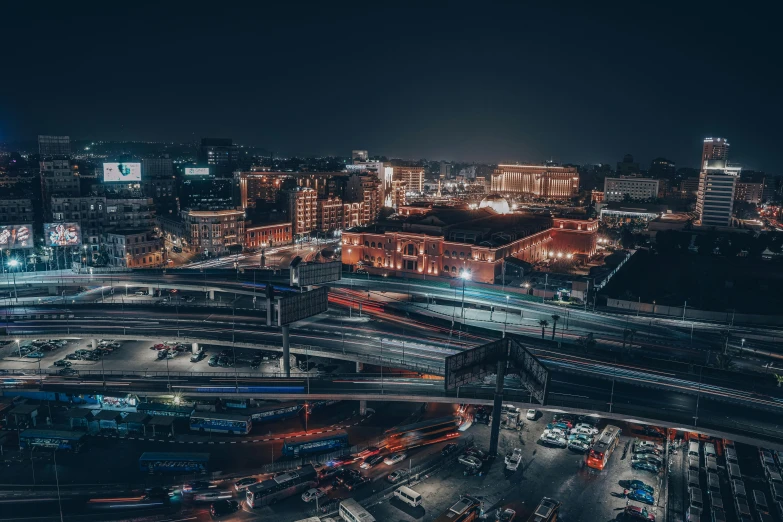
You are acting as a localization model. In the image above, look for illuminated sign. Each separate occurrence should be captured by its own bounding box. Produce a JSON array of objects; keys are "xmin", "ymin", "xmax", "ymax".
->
[
  {"xmin": 184, "ymin": 167, "xmax": 210, "ymax": 176},
  {"xmin": 43, "ymin": 223, "xmax": 82, "ymax": 246},
  {"xmin": 103, "ymin": 162, "xmax": 141, "ymax": 182},
  {"xmin": 0, "ymin": 224, "xmax": 34, "ymax": 249}
]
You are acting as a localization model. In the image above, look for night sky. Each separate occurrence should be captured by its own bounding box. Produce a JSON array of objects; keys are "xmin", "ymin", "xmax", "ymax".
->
[{"xmin": 1, "ymin": 3, "xmax": 779, "ymax": 170}]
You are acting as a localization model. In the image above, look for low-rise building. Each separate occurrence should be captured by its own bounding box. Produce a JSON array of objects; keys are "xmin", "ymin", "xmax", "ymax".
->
[
  {"xmin": 245, "ymin": 222, "xmax": 292, "ymax": 249},
  {"xmin": 180, "ymin": 209, "xmax": 245, "ymax": 255},
  {"xmin": 104, "ymin": 229, "xmax": 164, "ymax": 268}
]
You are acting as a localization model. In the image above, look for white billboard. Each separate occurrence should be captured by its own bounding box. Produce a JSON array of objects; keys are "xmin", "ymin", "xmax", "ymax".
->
[
  {"xmin": 184, "ymin": 167, "xmax": 210, "ymax": 176},
  {"xmin": 103, "ymin": 162, "xmax": 141, "ymax": 182}
]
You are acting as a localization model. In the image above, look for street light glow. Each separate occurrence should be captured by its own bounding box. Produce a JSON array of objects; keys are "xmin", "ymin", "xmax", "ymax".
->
[
  {"xmin": 460, "ymin": 272, "xmax": 471, "ymax": 280},
  {"xmin": 8, "ymin": 259, "xmax": 19, "ymax": 267}
]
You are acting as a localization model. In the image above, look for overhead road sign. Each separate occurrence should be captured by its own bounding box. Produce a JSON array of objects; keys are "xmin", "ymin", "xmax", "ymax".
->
[{"xmin": 276, "ymin": 287, "xmax": 329, "ymax": 326}]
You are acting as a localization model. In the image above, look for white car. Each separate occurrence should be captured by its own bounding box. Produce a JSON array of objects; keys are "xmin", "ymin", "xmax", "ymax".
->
[
  {"xmin": 568, "ymin": 439, "xmax": 590, "ymax": 453},
  {"xmin": 571, "ymin": 423, "xmax": 598, "ymax": 435},
  {"xmin": 526, "ymin": 409, "xmax": 537, "ymax": 420},
  {"xmin": 539, "ymin": 432, "xmax": 567, "ymax": 448},
  {"xmin": 301, "ymin": 488, "xmax": 325, "ymax": 502},
  {"xmin": 505, "ymin": 448, "xmax": 523, "ymax": 471},
  {"xmin": 384, "ymin": 452, "xmax": 407, "ymax": 465},
  {"xmin": 570, "ymin": 426, "xmax": 596, "ymax": 438},
  {"xmin": 544, "ymin": 428, "xmax": 567, "ymax": 438},
  {"xmin": 637, "ymin": 440, "xmax": 664, "ymax": 452}
]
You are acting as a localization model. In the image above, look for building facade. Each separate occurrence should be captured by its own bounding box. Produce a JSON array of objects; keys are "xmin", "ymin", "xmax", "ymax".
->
[
  {"xmin": 391, "ymin": 166, "xmax": 424, "ymax": 193},
  {"xmin": 104, "ymin": 230, "xmax": 164, "ymax": 268},
  {"xmin": 603, "ymin": 177, "xmax": 660, "ymax": 202},
  {"xmin": 283, "ymin": 187, "xmax": 317, "ymax": 236},
  {"xmin": 702, "ymin": 137, "xmax": 730, "ymax": 167},
  {"xmin": 38, "ymin": 135, "xmax": 70, "ymax": 156},
  {"xmin": 0, "ymin": 198, "xmax": 34, "ymax": 226},
  {"xmin": 345, "ymin": 172, "xmax": 381, "ymax": 225},
  {"xmin": 342, "ymin": 214, "xmax": 597, "ymax": 284},
  {"xmin": 180, "ymin": 209, "xmax": 245, "ymax": 255},
  {"xmin": 245, "ymin": 222, "xmax": 292, "ymax": 249},
  {"xmin": 491, "ymin": 165, "xmax": 579, "ymax": 199},
  {"xmin": 697, "ymin": 171, "xmax": 736, "ymax": 227},
  {"xmin": 50, "ymin": 196, "xmax": 155, "ymax": 246},
  {"xmin": 235, "ymin": 171, "xmax": 285, "ymax": 208},
  {"xmin": 735, "ymin": 181, "xmax": 763, "ymax": 204}
]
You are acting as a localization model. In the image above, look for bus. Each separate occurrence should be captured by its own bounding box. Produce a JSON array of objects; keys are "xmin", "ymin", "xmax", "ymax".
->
[
  {"xmin": 246, "ymin": 401, "xmax": 301, "ymax": 423},
  {"xmin": 586, "ymin": 425, "xmax": 621, "ymax": 470},
  {"xmin": 245, "ymin": 464, "xmax": 317, "ymax": 508},
  {"xmin": 19, "ymin": 429, "xmax": 86, "ymax": 452},
  {"xmin": 139, "ymin": 452, "xmax": 209, "ymax": 474},
  {"xmin": 339, "ymin": 498, "xmax": 376, "ymax": 522},
  {"xmin": 434, "ymin": 496, "xmax": 482, "ymax": 522},
  {"xmin": 189, "ymin": 412, "xmax": 252, "ymax": 435},
  {"xmin": 384, "ymin": 416, "xmax": 461, "ymax": 451},
  {"xmin": 282, "ymin": 429, "xmax": 349, "ymax": 457}
]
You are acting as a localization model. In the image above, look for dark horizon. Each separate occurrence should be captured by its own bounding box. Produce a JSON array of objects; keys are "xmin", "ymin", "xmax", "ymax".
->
[{"xmin": 1, "ymin": 3, "xmax": 780, "ymax": 172}]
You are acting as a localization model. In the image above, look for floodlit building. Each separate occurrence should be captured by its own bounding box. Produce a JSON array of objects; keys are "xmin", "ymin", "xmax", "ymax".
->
[
  {"xmin": 491, "ymin": 165, "xmax": 579, "ymax": 199},
  {"xmin": 245, "ymin": 222, "xmax": 292, "ymax": 249},
  {"xmin": 180, "ymin": 209, "xmax": 245, "ymax": 255}
]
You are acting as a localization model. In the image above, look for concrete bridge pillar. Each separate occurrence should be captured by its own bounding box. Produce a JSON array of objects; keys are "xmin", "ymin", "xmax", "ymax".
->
[
  {"xmin": 191, "ymin": 343, "xmax": 200, "ymax": 354},
  {"xmin": 282, "ymin": 325, "xmax": 291, "ymax": 378},
  {"xmin": 488, "ymin": 358, "xmax": 506, "ymax": 458},
  {"xmin": 148, "ymin": 286, "xmax": 155, "ymax": 297},
  {"xmin": 208, "ymin": 290, "xmax": 215, "ymax": 300},
  {"xmin": 48, "ymin": 286, "xmax": 59, "ymax": 296},
  {"xmin": 359, "ymin": 400, "xmax": 367, "ymax": 416},
  {"xmin": 90, "ymin": 339, "xmax": 97, "ymax": 349},
  {"xmin": 356, "ymin": 361, "xmax": 363, "ymax": 373}
]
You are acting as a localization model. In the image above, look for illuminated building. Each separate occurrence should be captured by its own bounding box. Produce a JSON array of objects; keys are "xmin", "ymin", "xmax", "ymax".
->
[
  {"xmin": 735, "ymin": 181, "xmax": 763, "ymax": 204},
  {"xmin": 245, "ymin": 222, "xmax": 292, "ymax": 249},
  {"xmin": 702, "ymin": 137, "xmax": 729, "ymax": 167},
  {"xmin": 342, "ymin": 209, "xmax": 597, "ymax": 284},
  {"xmin": 105, "ymin": 229, "xmax": 164, "ymax": 268},
  {"xmin": 490, "ymin": 165, "xmax": 579, "ymax": 199},
  {"xmin": 180, "ymin": 209, "xmax": 245, "ymax": 255},
  {"xmin": 283, "ymin": 187, "xmax": 317, "ymax": 236},
  {"xmin": 603, "ymin": 177, "xmax": 659, "ymax": 202},
  {"xmin": 696, "ymin": 137, "xmax": 741, "ymax": 227},
  {"xmin": 391, "ymin": 166, "xmax": 424, "ymax": 193}
]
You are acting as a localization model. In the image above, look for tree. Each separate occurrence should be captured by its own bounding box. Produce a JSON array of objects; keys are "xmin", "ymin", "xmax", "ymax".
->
[
  {"xmin": 577, "ymin": 333, "xmax": 596, "ymax": 352},
  {"xmin": 622, "ymin": 328, "xmax": 632, "ymax": 350},
  {"xmin": 775, "ymin": 374, "xmax": 783, "ymax": 388},
  {"xmin": 715, "ymin": 353, "xmax": 735, "ymax": 371},
  {"xmin": 538, "ymin": 320, "xmax": 549, "ymax": 339},
  {"xmin": 550, "ymin": 314, "xmax": 561, "ymax": 340}
]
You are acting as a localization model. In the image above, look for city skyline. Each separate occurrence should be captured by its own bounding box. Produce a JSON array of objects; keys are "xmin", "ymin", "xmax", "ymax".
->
[{"xmin": 1, "ymin": 3, "xmax": 780, "ymax": 172}]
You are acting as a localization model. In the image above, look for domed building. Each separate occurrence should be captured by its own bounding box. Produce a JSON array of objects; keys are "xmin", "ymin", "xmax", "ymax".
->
[{"xmin": 479, "ymin": 194, "xmax": 510, "ymax": 215}]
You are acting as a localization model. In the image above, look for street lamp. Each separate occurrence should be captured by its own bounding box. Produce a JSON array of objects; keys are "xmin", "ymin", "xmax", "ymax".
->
[
  {"xmin": 460, "ymin": 271, "xmax": 470, "ymax": 319},
  {"xmin": 16, "ymin": 339, "xmax": 21, "ymax": 358},
  {"xmin": 7, "ymin": 259, "xmax": 19, "ymax": 302},
  {"xmin": 504, "ymin": 295, "xmax": 509, "ymax": 337},
  {"xmin": 125, "ymin": 284, "xmax": 129, "ymax": 297}
]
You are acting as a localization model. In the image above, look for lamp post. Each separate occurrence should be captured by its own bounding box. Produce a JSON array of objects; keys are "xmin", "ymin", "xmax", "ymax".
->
[
  {"xmin": 125, "ymin": 284, "xmax": 129, "ymax": 297},
  {"xmin": 460, "ymin": 271, "xmax": 470, "ymax": 319},
  {"xmin": 16, "ymin": 339, "xmax": 21, "ymax": 358},
  {"xmin": 504, "ymin": 295, "xmax": 509, "ymax": 337},
  {"xmin": 7, "ymin": 259, "xmax": 19, "ymax": 302}
]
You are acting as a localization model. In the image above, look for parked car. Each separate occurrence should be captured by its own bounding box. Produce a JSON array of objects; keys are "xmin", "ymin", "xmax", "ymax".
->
[
  {"xmin": 568, "ymin": 439, "xmax": 590, "ymax": 453},
  {"xmin": 633, "ymin": 453, "xmax": 663, "ymax": 468},
  {"xmin": 345, "ymin": 475, "xmax": 370, "ymax": 491},
  {"xmin": 384, "ymin": 453, "xmax": 407, "ymax": 465},
  {"xmin": 539, "ymin": 431, "xmax": 567, "ymax": 448},
  {"xmin": 628, "ymin": 489, "xmax": 655, "ymax": 505},
  {"xmin": 26, "ymin": 352, "xmax": 45, "ymax": 358},
  {"xmin": 190, "ymin": 352, "xmax": 206, "ymax": 363},
  {"xmin": 65, "ymin": 353, "xmax": 81, "ymax": 360},
  {"xmin": 505, "ymin": 448, "xmax": 523, "ymax": 471},
  {"xmin": 526, "ymin": 409, "xmax": 537, "ymax": 420},
  {"xmin": 250, "ymin": 358, "xmax": 261, "ymax": 370},
  {"xmin": 628, "ymin": 480, "xmax": 655, "ymax": 496},
  {"xmin": 208, "ymin": 355, "xmax": 219, "ymax": 367},
  {"xmin": 53, "ymin": 360, "xmax": 71, "ymax": 367},
  {"xmin": 636, "ymin": 441, "xmax": 663, "ymax": 453},
  {"xmin": 624, "ymin": 505, "xmax": 655, "ymax": 521},
  {"xmin": 57, "ymin": 368, "xmax": 78, "ymax": 376},
  {"xmin": 496, "ymin": 508, "xmax": 517, "ymax": 522},
  {"xmin": 631, "ymin": 460, "xmax": 660, "ymax": 474}
]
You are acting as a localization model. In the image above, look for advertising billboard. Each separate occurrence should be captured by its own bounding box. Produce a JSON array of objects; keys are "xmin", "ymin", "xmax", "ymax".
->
[
  {"xmin": 445, "ymin": 338, "xmax": 508, "ymax": 391},
  {"xmin": 290, "ymin": 260, "xmax": 342, "ymax": 287},
  {"xmin": 276, "ymin": 287, "xmax": 329, "ymax": 326},
  {"xmin": 0, "ymin": 224, "xmax": 34, "ymax": 249},
  {"xmin": 184, "ymin": 167, "xmax": 210, "ymax": 176},
  {"xmin": 508, "ymin": 338, "xmax": 550, "ymax": 404},
  {"xmin": 43, "ymin": 223, "xmax": 82, "ymax": 247},
  {"xmin": 103, "ymin": 162, "xmax": 141, "ymax": 182}
]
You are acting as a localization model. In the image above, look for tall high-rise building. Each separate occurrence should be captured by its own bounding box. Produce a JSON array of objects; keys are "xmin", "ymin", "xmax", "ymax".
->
[
  {"xmin": 199, "ymin": 138, "xmax": 237, "ymax": 176},
  {"xmin": 352, "ymin": 150, "xmax": 368, "ymax": 162},
  {"xmin": 391, "ymin": 166, "xmax": 424, "ymax": 193},
  {"xmin": 491, "ymin": 165, "xmax": 579, "ymax": 199},
  {"xmin": 345, "ymin": 173, "xmax": 381, "ymax": 225},
  {"xmin": 702, "ymin": 137, "xmax": 730, "ymax": 168},
  {"xmin": 283, "ymin": 187, "xmax": 317, "ymax": 236},
  {"xmin": 696, "ymin": 137, "xmax": 739, "ymax": 227},
  {"xmin": 38, "ymin": 135, "xmax": 70, "ymax": 157}
]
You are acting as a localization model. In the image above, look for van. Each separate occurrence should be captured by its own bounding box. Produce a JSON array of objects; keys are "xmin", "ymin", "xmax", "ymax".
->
[
  {"xmin": 706, "ymin": 472, "xmax": 720, "ymax": 493},
  {"xmin": 725, "ymin": 447, "xmax": 738, "ymax": 463},
  {"xmin": 394, "ymin": 486, "xmax": 422, "ymax": 507},
  {"xmin": 704, "ymin": 442, "xmax": 716, "ymax": 458},
  {"xmin": 706, "ymin": 455, "xmax": 718, "ymax": 473},
  {"xmin": 729, "ymin": 462, "xmax": 742, "ymax": 480},
  {"xmin": 689, "ymin": 487, "xmax": 704, "ymax": 511},
  {"xmin": 688, "ymin": 440, "xmax": 700, "ymax": 457},
  {"xmin": 688, "ymin": 470, "xmax": 700, "ymax": 488},
  {"xmin": 754, "ymin": 490, "xmax": 770, "ymax": 514},
  {"xmin": 732, "ymin": 479, "xmax": 747, "ymax": 499},
  {"xmin": 771, "ymin": 483, "xmax": 783, "ymax": 503}
]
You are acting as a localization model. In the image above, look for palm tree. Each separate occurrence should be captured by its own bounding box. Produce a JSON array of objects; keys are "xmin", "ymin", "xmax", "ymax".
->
[
  {"xmin": 550, "ymin": 314, "xmax": 561, "ymax": 340},
  {"xmin": 539, "ymin": 320, "xmax": 549, "ymax": 339},
  {"xmin": 716, "ymin": 353, "xmax": 735, "ymax": 371},
  {"xmin": 622, "ymin": 328, "xmax": 631, "ymax": 349},
  {"xmin": 577, "ymin": 333, "xmax": 596, "ymax": 352},
  {"xmin": 628, "ymin": 329, "xmax": 637, "ymax": 347}
]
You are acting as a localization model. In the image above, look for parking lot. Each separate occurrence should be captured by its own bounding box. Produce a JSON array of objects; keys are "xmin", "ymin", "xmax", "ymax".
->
[
  {"xmin": 361, "ymin": 408, "xmax": 668, "ymax": 522},
  {"xmin": 0, "ymin": 338, "xmax": 351, "ymax": 377}
]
